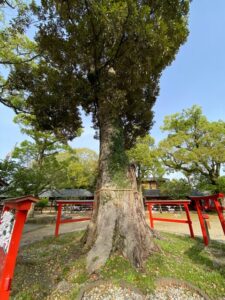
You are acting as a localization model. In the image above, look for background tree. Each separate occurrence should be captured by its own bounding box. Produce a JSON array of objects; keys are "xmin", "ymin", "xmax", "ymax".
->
[
  {"xmin": 127, "ymin": 135, "xmax": 165, "ymax": 190},
  {"xmin": 195, "ymin": 175, "xmax": 225, "ymax": 194},
  {"xmin": 4, "ymin": 0, "xmax": 190, "ymax": 272},
  {"xmin": 9, "ymin": 152, "xmax": 67, "ymax": 196},
  {"xmin": 159, "ymin": 106, "xmax": 225, "ymax": 188},
  {"xmin": 57, "ymin": 148, "xmax": 98, "ymax": 191},
  {"xmin": 215, "ymin": 177, "xmax": 225, "ymax": 194},
  {"xmin": 159, "ymin": 178, "xmax": 192, "ymax": 200},
  {"xmin": 0, "ymin": 158, "xmax": 18, "ymax": 194},
  {"xmin": 5, "ymin": 114, "xmax": 69, "ymax": 196}
]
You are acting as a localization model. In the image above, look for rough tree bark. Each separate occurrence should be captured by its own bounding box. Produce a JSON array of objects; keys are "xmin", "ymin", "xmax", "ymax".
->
[{"xmin": 84, "ymin": 106, "xmax": 159, "ymax": 273}]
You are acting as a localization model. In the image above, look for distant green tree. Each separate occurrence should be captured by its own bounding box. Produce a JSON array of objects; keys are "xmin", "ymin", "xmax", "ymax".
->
[
  {"xmin": 196, "ymin": 176, "xmax": 225, "ymax": 194},
  {"xmin": 160, "ymin": 178, "xmax": 192, "ymax": 200},
  {"xmin": 35, "ymin": 197, "xmax": 49, "ymax": 213},
  {"xmin": 8, "ymin": 154, "xmax": 67, "ymax": 196},
  {"xmin": 216, "ymin": 177, "xmax": 225, "ymax": 194},
  {"xmin": 159, "ymin": 106, "xmax": 225, "ymax": 186},
  {"xmin": 5, "ymin": 114, "xmax": 70, "ymax": 196},
  {"xmin": 57, "ymin": 148, "xmax": 98, "ymax": 191},
  {"xmin": 127, "ymin": 135, "xmax": 165, "ymax": 190},
  {"xmin": 0, "ymin": 159, "xmax": 18, "ymax": 193}
]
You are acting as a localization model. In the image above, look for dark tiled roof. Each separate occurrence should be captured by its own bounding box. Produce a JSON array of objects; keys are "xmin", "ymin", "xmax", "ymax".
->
[
  {"xmin": 142, "ymin": 177, "xmax": 168, "ymax": 182},
  {"xmin": 39, "ymin": 189, "xmax": 94, "ymax": 198},
  {"xmin": 143, "ymin": 189, "xmax": 171, "ymax": 199},
  {"xmin": 143, "ymin": 189, "xmax": 210, "ymax": 200},
  {"xmin": 189, "ymin": 190, "xmax": 210, "ymax": 196},
  {"xmin": 143, "ymin": 189, "xmax": 161, "ymax": 197}
]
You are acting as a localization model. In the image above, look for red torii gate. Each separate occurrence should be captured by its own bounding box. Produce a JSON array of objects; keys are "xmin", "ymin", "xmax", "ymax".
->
[
  {"xmin": 189, "ymin": 193, "xmax": 225, "ymax": 246},
  {"xmin": 145, "ymin": 199, "xmax": 195, "ymax": 239},
  {"xmin": 55, "ymin": 200, "xmax": 94, "ymax": 237},
  {"xmin": 0, "ymin": 195, "xmax": 38, "ymax": 300}
]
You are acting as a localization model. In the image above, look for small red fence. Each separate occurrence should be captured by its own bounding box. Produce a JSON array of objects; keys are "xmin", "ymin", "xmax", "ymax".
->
[
  {"xmin": 55, "ymin": 200, "xmax": 94, "ymax": 237},
  {"xmin": 54, "ymin": 195, "xmax": 225, "ymax": 246},
  {"xmin": 145, "ymin": 200, "xmax": 194, "ymax": 239}
]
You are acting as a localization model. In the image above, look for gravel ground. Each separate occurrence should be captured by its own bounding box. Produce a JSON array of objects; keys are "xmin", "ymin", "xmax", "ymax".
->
[
  {"xmin": 147, "ymin": 285, "xmax": 206, "ymax": 300},
  {"xmin": 82, "ymin": 284, "xmax": 143, "ymax": 300},
  {"xmin": 81, "ymin": 284, "xmax": 207, "ymax": 300}
]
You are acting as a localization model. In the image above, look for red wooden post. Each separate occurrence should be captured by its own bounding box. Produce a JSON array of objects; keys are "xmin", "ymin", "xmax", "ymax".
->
[
  {"xmin": 55, "ymin": 203, "xmax": 62, "ymax": 237},
  {"xmin": 189, "ymin": 194, "xmax": 225, "ymax": 245},
  {"xmin": 202, "ymin": 214, "xmax": 210, "ymax": 242},
  {"xmin": 214, "ymin": 196, "xmax": 225, "ymax": 235},
  {"xmin": 184, "ymin": 203, "xmax": 195, "ymax": 238},
  {"xmin": 195, "ymin": 200, "xmax": 209, "ymax": 246},
  {"xmin": 0, "ymin": 196, "xmax": 38, "ymax": 300},
  {"xmin": 2, "ymin": 207, "xmax": 10, "ymax": 213},
  {"xmin": 147, "ymin": 204, "xmax": 154, "ymax": 228}
]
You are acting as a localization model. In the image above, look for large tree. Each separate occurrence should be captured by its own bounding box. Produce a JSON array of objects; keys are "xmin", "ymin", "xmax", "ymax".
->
[
  {"xmin": 4, "ymin": 1, "xmax": 190, "ymax": 272},
  {"xmin": 159, "ymin": 106, "xmax": 225, "ymax": 187}
]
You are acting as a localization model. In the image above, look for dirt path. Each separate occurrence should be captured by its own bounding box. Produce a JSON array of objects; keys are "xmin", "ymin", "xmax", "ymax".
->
[
  {"xmin": 21, "ymin": 221, "xmax": 89, "ymax": 246},
  {"xmin": 21, "ymin": 211, "xmax": 225, "ymax": 247},
  {"xmin": 148, "ymin": 211, "xmax": 225, "ymax": 243}
]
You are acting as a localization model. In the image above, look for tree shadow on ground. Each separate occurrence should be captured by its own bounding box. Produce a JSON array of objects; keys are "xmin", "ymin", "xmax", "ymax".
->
[
  {"xmin": 185, "ymin": 238, "xmax": 225, "ymax": 279},
  {"xmin": 12, "ymin": 232, "xmax": 85, "ymax": 300}
]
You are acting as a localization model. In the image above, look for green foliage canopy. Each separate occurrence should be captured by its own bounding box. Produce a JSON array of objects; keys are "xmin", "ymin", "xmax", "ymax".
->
[
  {"xmin": 1, "ymin": 114, "xmax": 69, "ymax": 196},
  {"xmin": 57, "ymin": 148, "xmax": 98, "ymax": 191},
  {"xmin": 6, "ymin": 0, "xmax": 190, "ymax": 148},
  {"xmin": 127, "ymin": 135, "xmax": 164, "ymax": 186},
  {"xmin": 159, "ymin": 106, "xmax": 225, "ymax": 185},
  {"xmin": 159, "ymin": 178, "xmax": 192, "ymax": 200},
  {"xmin": 216, "ymin": 176, "xmax": 225, "ymax": 194},
  {"xmin": 0, "ymin": 1, "xmax": 38, "ymax": 111},
  {"xmin": 196, "ymin": 175, "xmax": 225, "ymax": 194}
]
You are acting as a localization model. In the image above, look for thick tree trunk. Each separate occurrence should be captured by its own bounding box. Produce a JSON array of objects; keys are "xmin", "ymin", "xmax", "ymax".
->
[{"xmin": 84, "ymin": 109, "xmax": 159, "ymax": 273}]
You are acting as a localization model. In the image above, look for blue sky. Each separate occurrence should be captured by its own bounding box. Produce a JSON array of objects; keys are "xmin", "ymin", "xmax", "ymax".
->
[{"xmin": 1, "ymin": 0, "xmax": 225, "ymax": 159}]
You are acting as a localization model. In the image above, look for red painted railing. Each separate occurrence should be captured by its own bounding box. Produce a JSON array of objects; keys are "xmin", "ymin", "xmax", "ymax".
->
[
  {"xmin": 0, "ymin": 195, "xmax": 38, "ymax": 300},
  {"xmin": 145, "ymin": 200, "xmax": 195, "ymax": 239},
  {"xmin": 55, "ymin": 200, "xmax": 94, "ymax": 237},
  {"xmin": 189, "ymin": 193, "xmax": 225, "ymax": 246}
]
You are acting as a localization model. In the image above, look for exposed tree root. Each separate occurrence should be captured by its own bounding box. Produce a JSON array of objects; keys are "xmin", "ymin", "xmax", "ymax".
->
[{"xmin": 85, "ymin": 188, "xmax": 160, "ymax": 274}]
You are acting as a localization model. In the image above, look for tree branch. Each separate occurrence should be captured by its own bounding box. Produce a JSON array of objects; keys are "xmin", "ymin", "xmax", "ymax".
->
[
  {"xmin": 0, "ymin": 95, "xmax": 29, "ymax": 114},
  {"xmin": 100, "ymin": 7, "xmax": 130, "ymax": 70},
  {"xmin": 3, "ymin": 0, "xmax": 16, "ymax": 9},
  {"xmin": 0, "ymin": 54, "xmax": 40, "ymax": 65}
]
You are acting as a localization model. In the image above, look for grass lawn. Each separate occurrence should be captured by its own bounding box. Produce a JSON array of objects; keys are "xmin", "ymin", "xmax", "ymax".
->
[{"xmin": 12, "ymin": 231, "xmax": 225, "ymax": 300}]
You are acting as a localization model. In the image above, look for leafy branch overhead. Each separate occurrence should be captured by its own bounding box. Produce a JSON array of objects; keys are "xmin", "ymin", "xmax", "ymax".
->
[
  {"xmin": 0, "ymin": 1, "xmax": 39, "ymax": 114},
  {"xmin": 3, "ymin": 0, "xmax": 190, "ymax": 147}
]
